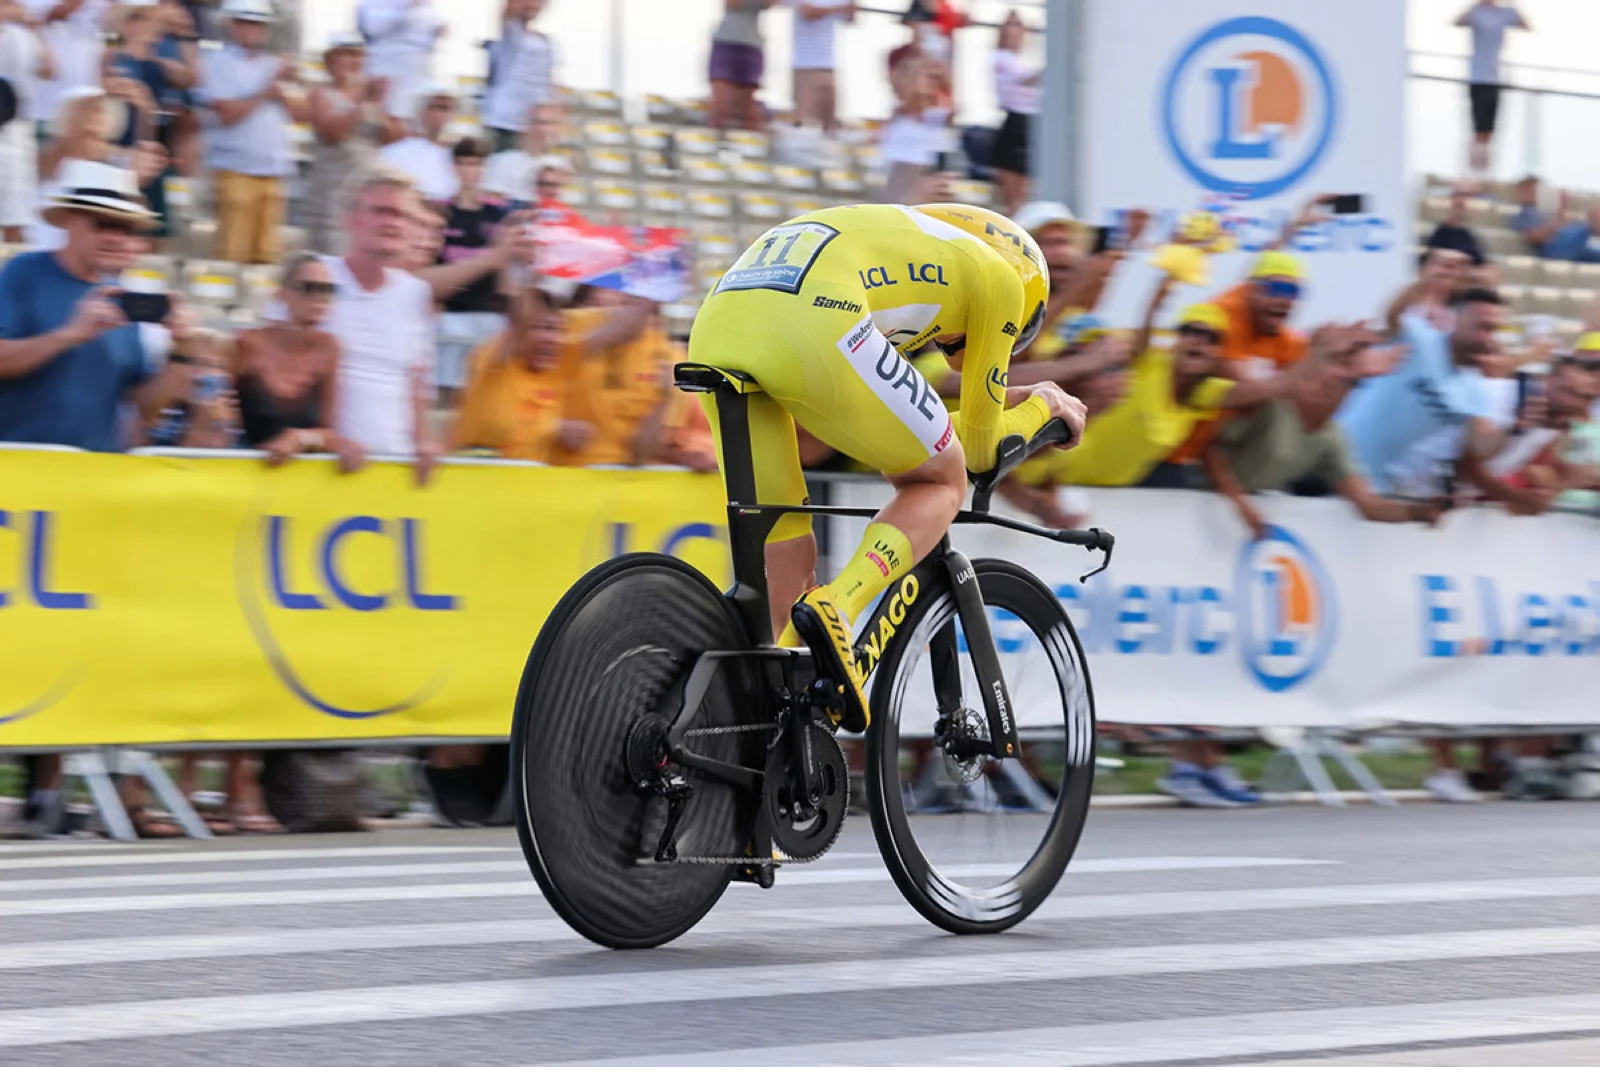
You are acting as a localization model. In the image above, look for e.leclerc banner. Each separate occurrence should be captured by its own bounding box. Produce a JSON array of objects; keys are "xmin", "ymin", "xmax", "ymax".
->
[
  {"xmin": 0, "ymin": 451, "xmax": 729, "ymax": 749},
  {"xmin": 1080, "ymin": 0, "xmax": 1411, "ymax": 328}
]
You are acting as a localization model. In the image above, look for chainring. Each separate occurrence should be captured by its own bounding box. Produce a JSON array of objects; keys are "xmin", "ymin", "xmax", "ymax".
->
[{"xmin": 763, "ymin": 720, "xmax": 849, "ymax": 861}]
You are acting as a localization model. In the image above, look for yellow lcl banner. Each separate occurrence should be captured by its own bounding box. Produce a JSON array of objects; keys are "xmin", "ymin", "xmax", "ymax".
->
[{"xmin": 0, "ymin": 451, "xmax": 731, "ymax": 748}]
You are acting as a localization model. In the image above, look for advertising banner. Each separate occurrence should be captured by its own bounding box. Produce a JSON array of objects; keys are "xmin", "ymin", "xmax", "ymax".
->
[
  {"xmin": 1080, "ymin": 0, "xmax": 1411, "ymax": 329},
  {"xmin": 827, "ymin": 482, "xmax": 1600, "ymax": 731},
  {"xmin": 0, "ymin": 452, "xmax": 728, "ymax": 749}
]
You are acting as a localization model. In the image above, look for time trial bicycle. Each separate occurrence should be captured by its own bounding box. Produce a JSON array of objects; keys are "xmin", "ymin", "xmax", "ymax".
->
[{"xmin": 510, "ymin": 362, "xmax": 1114, "ymax": 949}]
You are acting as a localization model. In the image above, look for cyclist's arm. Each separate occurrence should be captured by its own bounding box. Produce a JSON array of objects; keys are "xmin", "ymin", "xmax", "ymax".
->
[{"xmin": 951, "ymin": 260, "xmax": 1051, "ymax": 472}]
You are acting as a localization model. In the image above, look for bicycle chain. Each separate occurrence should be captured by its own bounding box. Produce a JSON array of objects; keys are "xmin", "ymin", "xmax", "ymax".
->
[
  {"xmin": 683, "ymin": 723, "xmax": 780, "ymax": 737},
  {"xmin": 673, "ymin": 720, "xmax": 836, "ymax": 864}
]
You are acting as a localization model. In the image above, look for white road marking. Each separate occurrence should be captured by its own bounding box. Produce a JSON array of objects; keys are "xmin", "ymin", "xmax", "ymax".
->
[
  {"xmin": 535, "ymin": 995, "xmax": 1600, "ymax": 1067},
  {"xmin": 0, "ymin": 845, "xmax": 514, "ymax": 873},
  {"xmin": 1, "ymin": 926, "xmax": 1597, "ymax": 1046}
]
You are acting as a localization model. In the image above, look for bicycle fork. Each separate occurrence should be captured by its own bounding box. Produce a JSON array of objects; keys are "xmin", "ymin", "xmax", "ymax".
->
[{"xmin": 940, "ymin": 551, "xmax": 1022, "ymax": 760}]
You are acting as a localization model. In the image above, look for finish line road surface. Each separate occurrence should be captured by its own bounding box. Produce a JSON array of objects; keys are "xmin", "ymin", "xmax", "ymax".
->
[{"xmin": 2, "ymin": 805, "xmax": 1599, "ymax": 1067}]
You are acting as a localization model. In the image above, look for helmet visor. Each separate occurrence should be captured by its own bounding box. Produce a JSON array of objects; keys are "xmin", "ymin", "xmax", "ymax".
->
[{"xmin": 1013, "ymin": 302, "xmax": 1045, "ymax": 354}]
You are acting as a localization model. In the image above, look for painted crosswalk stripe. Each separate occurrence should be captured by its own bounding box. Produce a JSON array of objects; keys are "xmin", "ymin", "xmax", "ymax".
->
[
  {"xmin": 1, "ymin": 926, "xmax": 1597, "ymax": 1046},
  {"xmin": 0, "ymin": 870, "xmax": 1597, "ymax": 923},
  {"xmin": 0, "ymin": 853, "xmax": 1331, "ymax": 895},
  {"xmin": 0, "ymin": 844, "xmax": 513, "ymax": 873},
  {"xmin": 8, "ymin": 872, "xmax": 1600, "ymax": 970},
  {"xmin": 534, "ymin": 994, "xmax": 1600, "ymax": 1067}
]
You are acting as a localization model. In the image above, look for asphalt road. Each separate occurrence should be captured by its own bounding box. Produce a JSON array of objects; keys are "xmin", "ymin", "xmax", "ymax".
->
[{"xmin": 2, "ymin": 803, "xmax": 1600, "ymax": 1066}]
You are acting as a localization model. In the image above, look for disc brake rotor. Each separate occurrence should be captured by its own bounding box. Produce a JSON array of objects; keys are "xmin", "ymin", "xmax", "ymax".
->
[
  {"xmin": 764, "ymin": 720, "xmax": 849, "ymax": 861},
  {"xmin": 939, "ymin": 707, "xmax": 990, "ymax": 784}
]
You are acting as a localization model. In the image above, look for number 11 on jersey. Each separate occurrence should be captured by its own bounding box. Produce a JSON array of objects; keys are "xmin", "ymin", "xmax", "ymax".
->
[{"xmin": 715, "ymin": 221, "xmax": 841, "ymax": 296}]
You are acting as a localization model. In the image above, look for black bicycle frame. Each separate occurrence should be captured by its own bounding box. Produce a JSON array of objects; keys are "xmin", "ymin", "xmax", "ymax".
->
[{"xmin": 672, "ymin": 363, "xmax": 1114, "ymax": 764}]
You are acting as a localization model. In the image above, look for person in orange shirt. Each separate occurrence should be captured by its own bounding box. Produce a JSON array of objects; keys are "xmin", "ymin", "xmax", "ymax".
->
[
  {"xmin": 551, "ymin": 288, "xmax": 676, "ymax": 467},
  {"xmin": 1154, "ymin": 251, "xmax": 1310, "ymax": 487},
  {"xmin": 450, "ymin": 287, "xmax": 566, "ymax": 462}
]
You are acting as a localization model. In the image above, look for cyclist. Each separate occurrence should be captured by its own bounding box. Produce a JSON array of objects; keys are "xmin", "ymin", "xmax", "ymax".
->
[{"xmin": 687, "ymin": 203, "xmax": 1087, "ymax": 734}]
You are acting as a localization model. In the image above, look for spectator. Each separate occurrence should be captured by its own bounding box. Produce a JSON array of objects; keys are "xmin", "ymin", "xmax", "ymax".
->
[
  {"xmin": 1014, "ymin": 201, "xmax": 1147, "ymax": 363},
  {"xmin": 358, "ymin": 0, "xmax": 445, "ymax": 120},
  {"xmin": 1339, "ymin": 288, "xmax": 1554, "ymax": 515},
  {"xmin": 234, "ymin": 251, "xmax": 364, "ymax": 469},
  {"xmin": 0, "ymin": 160, "xmax": 196, "ymax": 838},
  {"xmin": 551, "ymin": 288, "xmax": 671, "ymax": 467},
  {"xmin": 637, "ymin": 385, "xmax": 720, "ymax": 472},
  {"xmin": 378, "ymin": 83, "xmax": 459, "ymax": 205},
  {"xmin": 103, "ymin": 0, "xmax": 194, "ymax": 244},
  {"xmin": 450, "ymin": 284, "xmax": 564, "ymax": 460},
  {"xmin": 483, "ymin": 138, "xmax": 566, "ymax": 208},
  {"xmin": 1426, "ymin": 181, "xmax": 1486, "ymax": 268},
  {"xmin": 1456, "ymin": 1, "xmax": 1528, "ymax": 175},
  {"xmin": 0, "ymin": 0, "xmax": 50, "ymax": 245},
  {"xmin": 406, "ymin": 194, "xmax": 447, "ymax": 272},
  {"xmin": 481, "ymin": 0, "xmax": 557, "ymax": 154},
  {"xmin": 21, "ymin": 0, "xmax": 107, "ymax": 124},
  {"xmin": 435, "ymin": 136, "xmax": 507, "ymax": 407},
  {"xmin": 786, "ymin": 0, "xmax": 850, "ymax": 133},
  {"xmin": 1157, "ymin": 251, "xmax": 1310, "ymax": 487},
  {"xmin": 305, "ymin": 32, "xmax": 388, "ymax": 254},
  {"xmin": 1509, "ymin": 175, "xmax": 1600, "ymax": 262},
  {"xmin": 1204, "ymin": 327, "xmax": 1446, "ymax": 541},
  {"xmin": 1385, "ymin": 247, "xmax": 1473, "ymax": 335},
  {"xmin": 322, "ymin": 163, "xmax": 440, "ymax": 479},
  {"xmin": 153, "ymin": 0, "xmax": 203, "ymax": 175},
  {"xmin": 1010, "ymin": 286, "xmax": 1353, "ymax": 492},
  {"xmin": 200, "ymin": 0, "xmax": 304, "ymax": 264},
  {"xmin": 1486, "ymin": 356, "xmax": 1600, "ymax": 498},
  {"xmin": 143, "ymin": 326, "xmax": 236, "ymax": 448},
  {"xmin": 708, "ymin": 0, "xmax": 771, "ymax": 135},
  {"xmin": 879, "ymin": 52, "xmax": 953, "ymax": 204},
  {"xmin": 990, "ymin": 11, "xmax": 1039, "ymax": 216}
]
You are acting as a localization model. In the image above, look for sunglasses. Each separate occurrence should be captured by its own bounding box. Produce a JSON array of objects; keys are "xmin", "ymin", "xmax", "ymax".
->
[
  {"xmin": 1255, "ymin": 278, "xmax": 1302, "ymax": 301},
  {"xmin": 1178, "ymin": 324, "xmax": 1223, "ymax": 345},
  {"xmin": 934, "ymin": 335, "xmax": 967, "ymax": 358},
  {"xmin": 291, "ymin": 280, "xmax": 337, "ymax": 297},
  {"xmin": 1566, "ymin": 356, "xmax": 1600, "ymax": 372},
  {"xmin": 91, "ymin": 216, "xmax": 141, "ymax": 235}
]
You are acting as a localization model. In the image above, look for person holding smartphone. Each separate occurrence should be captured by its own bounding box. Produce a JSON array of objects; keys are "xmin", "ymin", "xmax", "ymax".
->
[{"xmin": 0, "ymin": 159, "xmax": 199, "ymax": 839}]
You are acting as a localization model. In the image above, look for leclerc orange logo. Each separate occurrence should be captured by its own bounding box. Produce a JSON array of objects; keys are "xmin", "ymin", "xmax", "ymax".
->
[
  {"xmin": 1162, "ymin": 16, "xmax": 1338, "ymax": 201},
  {"xmin": 1234, "ymin": 527, "xmax": 1337, "ymax": 692}
]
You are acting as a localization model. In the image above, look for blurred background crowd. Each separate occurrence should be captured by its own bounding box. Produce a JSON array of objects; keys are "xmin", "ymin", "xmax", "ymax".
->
[{"xmin": 0, "ymin": 0, "xmax": 1596, "ymax": 837}]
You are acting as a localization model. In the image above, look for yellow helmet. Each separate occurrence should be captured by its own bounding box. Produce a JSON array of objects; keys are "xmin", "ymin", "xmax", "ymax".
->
[{"xmin": 914, "ymin": 203, "xmax": 1050, "ymax": 353}]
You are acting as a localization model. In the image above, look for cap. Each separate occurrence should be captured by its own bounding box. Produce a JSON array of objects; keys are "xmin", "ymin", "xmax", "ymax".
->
[
  {"xmin": 324, "ymin": 31, "xmax": 365, "ymax": 54},
  {"xmin": 1250, "ymin": 251, "xmax": 1307, "ymax": 281},
  {"xmin": 1061, "ymin": 314, "xmax": 1109, "ymax": 346},
  {"xmin": 220, "ymin": 0, "xmax": 274, "ymax": 22},
  {"xmin": 1013, "ymin": 201, "xmax": 1083, "ymax": 238},
  {"xmin": 1179, "ymin": 303, "xmax": 1230, "ymax": 337},
  {"xmin": 1574, "ymin": 332, "xmax": 1600, "ymax": 354}
]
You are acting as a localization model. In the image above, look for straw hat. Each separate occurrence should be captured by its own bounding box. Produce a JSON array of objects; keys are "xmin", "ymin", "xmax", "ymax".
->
[{"xmin": 41, "ymin": 159, "xmax": 160, "ymax": 231}]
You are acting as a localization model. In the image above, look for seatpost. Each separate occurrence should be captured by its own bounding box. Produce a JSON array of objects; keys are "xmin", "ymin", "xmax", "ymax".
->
[{"xmin": 712, "ymin": 388, "xmax": 775, "ymax": 645}]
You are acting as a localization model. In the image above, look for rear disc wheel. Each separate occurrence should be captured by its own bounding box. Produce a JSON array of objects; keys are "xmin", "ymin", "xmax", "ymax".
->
[{"xmin": 511, "ymin": 553, "xmax": 763, "ymax": 949}]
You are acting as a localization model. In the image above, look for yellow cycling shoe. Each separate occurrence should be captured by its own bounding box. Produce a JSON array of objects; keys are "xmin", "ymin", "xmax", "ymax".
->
[{"xmin": 791, "ymin": 587, "xmax": 870, "ymax": 734}]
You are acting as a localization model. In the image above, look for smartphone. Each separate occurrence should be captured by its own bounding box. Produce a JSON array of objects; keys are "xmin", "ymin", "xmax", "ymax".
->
[
  {"xmin": 193, "ymin": 371, "xmax": 228, "ymax": 403},
  {"xmin": 1329, "ymin": 194, "xmax": 1367, "ymax": 215},
  {"xmin": 1091, "ymin": 225, "xmax": 1125, "ymax": 256},
  {"xmin": 933, "ymin": 150, "xmax": 960, "ymax": 174},
  {"xmin": 115, "ymin": 291, "xmax": 171, "ymax": 325}
]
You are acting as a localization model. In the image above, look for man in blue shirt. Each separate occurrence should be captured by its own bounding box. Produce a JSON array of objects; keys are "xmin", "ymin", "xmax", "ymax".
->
[
  {"xmin": 0, "ymin": 160, "xmax": 197, "ymax": 452},
  {"xmin": 1339, "ymin": 288, "xmax": 1554, "ymax": 515},
  {"xmin": 0, "ymin": 159, "xmax": 197, "ymax": 837}
]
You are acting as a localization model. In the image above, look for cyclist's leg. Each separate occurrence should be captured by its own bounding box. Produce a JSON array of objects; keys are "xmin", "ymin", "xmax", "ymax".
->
[{"xmin": 696, "ymin": 389, "xmax": 817, "ymax": 643}]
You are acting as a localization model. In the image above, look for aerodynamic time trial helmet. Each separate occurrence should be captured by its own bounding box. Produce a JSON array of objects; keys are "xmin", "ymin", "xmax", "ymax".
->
[{"xmin": 913, "ymin": 203, "xmax": 1049, "ymax": 354}]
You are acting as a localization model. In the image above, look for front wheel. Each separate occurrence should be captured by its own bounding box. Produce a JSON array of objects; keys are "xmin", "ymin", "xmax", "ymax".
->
[
  {"xmin": 865, "ymin": 558, "xmax": 1096, "ymax": 935},
  {"xmin": 511, "ymin": 554, "xmax": 763, "ymax": 949}
]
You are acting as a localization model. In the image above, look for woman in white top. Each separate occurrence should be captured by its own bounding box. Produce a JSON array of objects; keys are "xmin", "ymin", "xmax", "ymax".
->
[
  {"xmin": 0, "ymin": 2, "xmax": 51, "ymax": 243},
  {"xmin": 878, "ymin": 52, "xmax": 953, "ymax": 205},
  {"xmin": 991, "ymin": 10, "xmax": 1040, "ymax": 217}
]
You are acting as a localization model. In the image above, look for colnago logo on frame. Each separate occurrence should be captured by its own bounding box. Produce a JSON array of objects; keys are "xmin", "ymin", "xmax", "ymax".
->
[{"xmin": 1161, "ymin": 16, "xmax": 1339, "ymax": 201}]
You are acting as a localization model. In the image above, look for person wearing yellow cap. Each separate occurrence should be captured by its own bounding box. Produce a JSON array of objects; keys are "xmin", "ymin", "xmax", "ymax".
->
[
  {"xmin": 1011, "ymin": 300, "xmax": 1335, "ymax": 490},
  {"xmin": 1155, "ymin": 250, "xmax": 1312, "ymax": 480}
]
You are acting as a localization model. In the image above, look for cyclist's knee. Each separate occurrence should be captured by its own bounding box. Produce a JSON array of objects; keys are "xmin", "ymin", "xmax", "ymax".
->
[{"xmin": 889, "ymin": 442, "xmax": 968, "ymax": 514}]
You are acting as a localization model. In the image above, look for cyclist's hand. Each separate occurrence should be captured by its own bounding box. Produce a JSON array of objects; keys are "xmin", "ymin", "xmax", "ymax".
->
[{"xmin": 1026, "ymin": 381, "xmax": 1087, "ymax": 450}]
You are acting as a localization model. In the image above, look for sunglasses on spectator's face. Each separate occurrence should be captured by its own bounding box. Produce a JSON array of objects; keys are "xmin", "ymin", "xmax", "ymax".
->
[
  {"xmin": 291, "ymin": 280, "xmax": 337, "ymax": 297},
  {"xmin": 1179, "ymin": 324, "xmax": 1222, "ymax": 345},
  {"xmin": 1567, "ymin": 356, "xmax": 1600, "ymax": 372},
  {"xmin": 91, "ymin": 216, "xmax": 140, "ymax": 236},
  {"xmin": 1256, "ymin": 278, "xmax": 1302, "ymax": 301}
]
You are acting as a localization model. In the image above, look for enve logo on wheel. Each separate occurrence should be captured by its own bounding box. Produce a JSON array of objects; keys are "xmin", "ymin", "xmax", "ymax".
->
[
  {"xmin": 1161, "ymin": 16, "xmax": 1338, "ymax": 200},
  {"xmin": 1234, "ymin": 526, "xmax": 1336, "ymax": 692}
]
